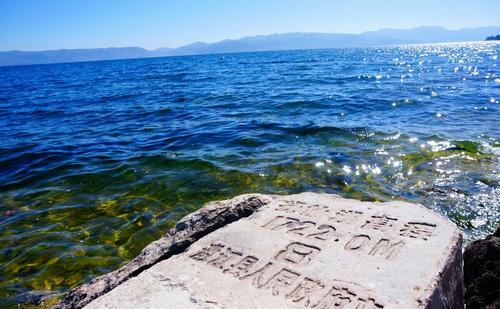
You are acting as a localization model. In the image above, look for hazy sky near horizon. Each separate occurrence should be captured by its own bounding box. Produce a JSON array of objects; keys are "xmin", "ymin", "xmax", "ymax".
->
[{"xmin": 1, "ymin": 0, "xmax": 499, "ymax": 51}]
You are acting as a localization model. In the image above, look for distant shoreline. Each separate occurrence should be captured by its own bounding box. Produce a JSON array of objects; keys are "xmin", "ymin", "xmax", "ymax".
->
[
  {"xmin": 1, "ymin": 40, "xmax": 499, "ymax": 69},
  {"xmin": 1, "ymin": 25, "xmax": 500, "ymax": 67}
]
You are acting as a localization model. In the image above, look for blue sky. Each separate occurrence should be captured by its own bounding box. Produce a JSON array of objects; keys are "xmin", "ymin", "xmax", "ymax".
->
[{"xmin": 0, "ymin": 0, "xmax": 499, "ymax": 51}]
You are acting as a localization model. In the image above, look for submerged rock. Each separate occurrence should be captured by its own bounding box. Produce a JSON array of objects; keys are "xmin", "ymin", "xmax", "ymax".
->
[
  {"xmin": 485, "ymin": 34, "xmax": 500, "ymax": 41},
  {"xmin": 53, "ymin": 193, "xmax": 463, "ymax": 309},
  {"xmin": 464, "ymin": 227, "xmax": 500, "ymax": 309}
]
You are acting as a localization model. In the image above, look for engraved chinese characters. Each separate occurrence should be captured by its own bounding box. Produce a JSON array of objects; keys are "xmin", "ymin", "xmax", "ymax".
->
[
  {"xmin": 273, "ymin": 200, "xmax": 437, "ymax": 262},
  {"xmin": 185, "ymin": 200, "xmax": 446, "ymax": 309},
  {"xmin": 189, "ymin": 242, "xmax": 384, "ymax": 309},
  {"xmin": 182, "ymin": 197, "xmax": 446, "ymax": 309},
  {"xmin": 82, "ymin": 193, "xmax": 463, "ymax": 309}
]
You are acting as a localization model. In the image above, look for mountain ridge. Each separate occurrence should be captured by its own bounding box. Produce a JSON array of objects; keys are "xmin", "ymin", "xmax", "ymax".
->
[{"xmin": 1, "ymin": 26, "xmax": 499, "ymax": 67}]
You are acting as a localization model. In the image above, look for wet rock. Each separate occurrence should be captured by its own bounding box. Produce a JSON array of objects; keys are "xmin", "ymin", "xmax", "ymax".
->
[{"xmin": 464, "ymin": 227, "xmax": 500, "ymax": 309}]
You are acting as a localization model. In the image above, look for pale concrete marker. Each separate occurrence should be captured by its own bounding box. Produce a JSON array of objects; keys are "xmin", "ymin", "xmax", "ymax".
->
[{"xmin": 67, "ymin": 193, "xmax": 463, "ymax": 309}]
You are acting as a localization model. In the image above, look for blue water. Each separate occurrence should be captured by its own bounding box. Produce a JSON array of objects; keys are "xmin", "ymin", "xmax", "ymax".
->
[{"xmin": 0, "ymin": 42, "xmax": 499, "ymax": 307}]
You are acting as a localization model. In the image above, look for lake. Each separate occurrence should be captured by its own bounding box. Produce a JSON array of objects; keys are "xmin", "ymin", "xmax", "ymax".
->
[{"xmin": 0, "ymin": 42, "xmax": 499, "ymax": 307}]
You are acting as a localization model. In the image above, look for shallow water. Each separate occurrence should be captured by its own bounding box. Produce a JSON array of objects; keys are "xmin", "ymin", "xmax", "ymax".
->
[{"xmin": 0, "ymin": 42, "xmax": 499, "ymax": 307}]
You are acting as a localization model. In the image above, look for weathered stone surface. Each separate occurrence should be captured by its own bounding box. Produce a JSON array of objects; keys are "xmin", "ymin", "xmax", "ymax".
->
[
  {"xmin": 84, "ymin": 270, "xmax": 221, "ymax": 309},
  {"xmin": 54, "ymin": 193, "xmax": 463, "ymax": 309},
  {"xmin": 463, "ymin": 227, "xmax": 500, "ymax": 309}
]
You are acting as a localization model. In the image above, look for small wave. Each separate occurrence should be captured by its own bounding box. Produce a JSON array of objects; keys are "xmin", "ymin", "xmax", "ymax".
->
[
  {"xmin": 276, "ymin": 100, "xmax": 331, "ymax": 109},
  {"xmin": 99, "ymin": 93, "xmax": 141, "ymax": 102}
]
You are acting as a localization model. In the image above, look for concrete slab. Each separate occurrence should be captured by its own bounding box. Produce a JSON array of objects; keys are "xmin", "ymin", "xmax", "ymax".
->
[{"xmin": 56, "ymin": 193, "xmax": 463, "ymax": 309}]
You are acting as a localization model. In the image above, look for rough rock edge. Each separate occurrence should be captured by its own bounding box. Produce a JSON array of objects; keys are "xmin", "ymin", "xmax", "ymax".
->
[
  {"xmin": 52, "ymin": 194, "xmax": 273, "ymax": 309},
  {"xmin": 422, "ymin": 230, "xmax": 464, "ymax": 309},
  {"xmin": 463, "ymin": 227, "xmax": 500, "ymax": 309}
]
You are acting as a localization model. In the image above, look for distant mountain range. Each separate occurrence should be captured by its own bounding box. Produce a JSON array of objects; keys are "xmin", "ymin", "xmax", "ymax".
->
[{"xmin": 1, "ymin": 26, "xmax": 499, "ymax": 67}]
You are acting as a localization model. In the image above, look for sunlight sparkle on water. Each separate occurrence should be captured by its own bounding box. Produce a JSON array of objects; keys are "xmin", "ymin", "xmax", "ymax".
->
[{"xmin": 427, "ymin": 140, "xmax": 452, "ymax": 152}]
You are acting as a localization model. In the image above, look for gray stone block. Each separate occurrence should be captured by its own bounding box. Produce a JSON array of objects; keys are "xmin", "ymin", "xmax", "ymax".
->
[{"xmin": 54, "ymin": 193, "xmax": 463, "ymax": 309}]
